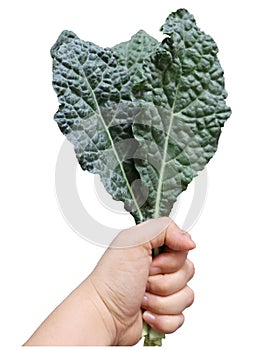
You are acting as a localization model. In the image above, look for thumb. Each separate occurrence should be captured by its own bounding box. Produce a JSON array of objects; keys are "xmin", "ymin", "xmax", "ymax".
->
[
  {"xmin": 111, "ymin": 217, "xmax": 195, "ymax": 251},
  {"xmin": 147, "ymin": 217, "xmax": 196, "ymax": 251}
]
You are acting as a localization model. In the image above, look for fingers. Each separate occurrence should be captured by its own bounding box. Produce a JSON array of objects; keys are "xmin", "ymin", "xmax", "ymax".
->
[
  {"xmin": 148, "ymin": 260, "xmax": 195, "ymax": 296},
  {"xmin": 143, "ymin": 312, "xmax": 185, "ymax": 334},
  {"xmin": 148, "ymin": 219, "xmax": 195, "ymax": 275},
  {"xmin": 136, "ymin": 218, "xmax": 195, "ymax": 336},
  {"xmin": 149, "ymin": 249, "xmax": 188, "ymax": 275},
  {"xmin": 142, "ymin": 285, "xmax": 194, "ymax": 315},
  {"xmin": 142, "ymin": 257, "xmax": 195, "ymax": 334}
]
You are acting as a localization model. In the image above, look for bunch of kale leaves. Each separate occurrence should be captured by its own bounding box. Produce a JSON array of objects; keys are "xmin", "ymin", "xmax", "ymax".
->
[{"xmin": 51, "ymin": 9, "xmax": 231, "ymax": 346}]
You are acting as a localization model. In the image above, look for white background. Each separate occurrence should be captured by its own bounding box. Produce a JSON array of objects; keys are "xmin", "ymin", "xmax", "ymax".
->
[{"xmin": 1, "ymin": 0, "xmax": 264, "ymax": 349}]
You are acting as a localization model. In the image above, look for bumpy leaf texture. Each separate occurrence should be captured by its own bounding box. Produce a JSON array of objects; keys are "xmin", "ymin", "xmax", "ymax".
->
[
  {"xmin": 132, "ymin": 9, "xmax": 231, "ymax": 220},
  {"xmin": 51, "ymin": 9, "xmax": 231, "ymax": 225},
  {"xmin": 51, "ymin": 30, "xmax": 158, "ymax": 223}
]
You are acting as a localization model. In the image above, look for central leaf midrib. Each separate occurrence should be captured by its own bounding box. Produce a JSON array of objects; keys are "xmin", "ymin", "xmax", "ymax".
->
[
  {"xmin": 74, "ymin": 50, "xmax": 144, "ymax": 222},
  {"xmin": 153, "ymin": 34, "xmax": 186, "ymax": 218},
  {"xmin": 154, "ymin": 100, "xmax": 178, "ymax": 218}
]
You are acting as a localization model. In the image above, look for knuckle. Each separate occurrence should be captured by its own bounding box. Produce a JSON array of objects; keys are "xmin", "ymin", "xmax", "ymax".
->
[
  {"xmin": 183, "ymin": 286, "xmax": 195, "ymax": 306},
  {"xmin": 186, "ymin": 259, "xmax": 195, "ymax": 274},
  {"xmin": 158, "ymin": 276, "xmax": 170, "ymax": 294},
  {"xmin": 176, "ymin": 313, "xmax": 185, "ymax": 329},
  {"xmin": 150, "ymin": 275, "xmax": 170, "ymax": 295},
  {"xmin": 161, "ymin": 314, "xmax": 185, "ymax": 334},
  {"xmin": 152, "ymin": 296, "xmax": 165, "ymax": 314},
  {"xmin": 180, "ymin": 313, "xmax": 185, "ymax": 325}
]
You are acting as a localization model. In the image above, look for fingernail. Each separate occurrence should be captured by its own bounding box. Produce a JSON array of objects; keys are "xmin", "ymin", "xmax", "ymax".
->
[
  {"xmin": 181, "ymin": 231, "xmax": 196, "ymax": 245},
  {"xmin": 142, "ymin": 295, "xmax": 148, "ymax": 307},
  {"xmin": 149, "ymin": 266, "xmax": 161, "ymax": 275},
  {"xmin": 181, "ymin": 230, "xmax": 191, "ymax": 237},
  {"xmin": 144, "ymin": 311, "xmax": 156, "ymax": 323}
]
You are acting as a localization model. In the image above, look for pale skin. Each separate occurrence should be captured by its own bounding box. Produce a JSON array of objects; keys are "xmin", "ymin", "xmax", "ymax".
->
[{"xmin": 24, "ymin": 217, "xmax": 195, "ymax": 346}]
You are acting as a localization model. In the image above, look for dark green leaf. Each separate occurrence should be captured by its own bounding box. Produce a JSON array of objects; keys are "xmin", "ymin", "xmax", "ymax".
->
[
  {"xmin": 132, "ymin": 9, "xmax": 231, "ymax": 218},
  {"xmin": 113, "ymin": 30, "xmax": 158, "ymax": 84},
  {"xmin": 51, "ymin": 31, "xmax": 145, "ymax": 222}
]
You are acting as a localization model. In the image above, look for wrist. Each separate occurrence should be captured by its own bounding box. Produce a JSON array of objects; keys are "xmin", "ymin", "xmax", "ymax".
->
[{"xmin": 83, "ymin": 277, "xmax": 117, "ymax": 346}]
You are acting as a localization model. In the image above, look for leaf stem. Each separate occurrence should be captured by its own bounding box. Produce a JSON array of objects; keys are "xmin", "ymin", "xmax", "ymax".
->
[
  {"xmin": 154, "ymin": 100, "xmax": 177, "ymax": 218},
  {"xmin": 73, "ymin": 49, "xmax": 144, "ymax": 222}
]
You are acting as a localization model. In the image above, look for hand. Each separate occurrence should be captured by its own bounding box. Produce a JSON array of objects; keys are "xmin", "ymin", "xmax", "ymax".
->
[
  {"xmin": 90, "ymin": 217, "xmax": 195, "ymax": 345},
  {"xmin": 24, "ymin": 217, "xmax": 195, "ymax": 346}
]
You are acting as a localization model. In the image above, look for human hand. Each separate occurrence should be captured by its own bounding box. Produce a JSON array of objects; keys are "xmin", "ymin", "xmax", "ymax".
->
[
  {"xmin": 24, "ymin": 217, "xmax": 195, "ymax": 346},
  {"xmin": 89, "ymin": 217, "xmax": 196, "ymax": 346}
]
